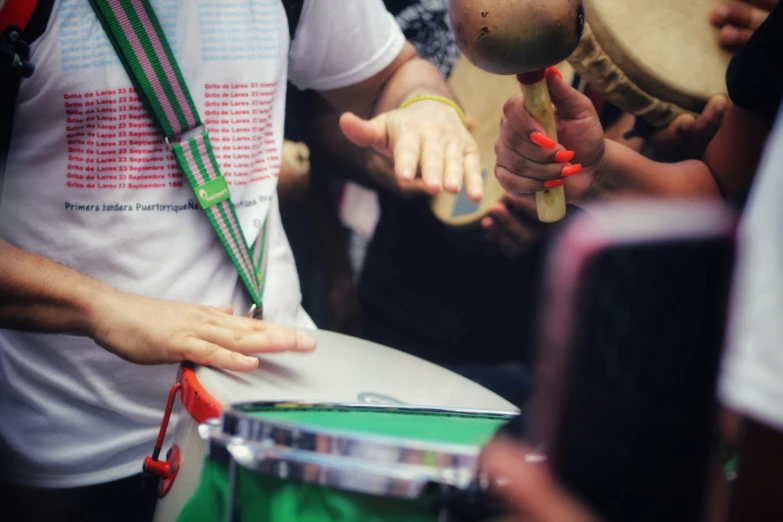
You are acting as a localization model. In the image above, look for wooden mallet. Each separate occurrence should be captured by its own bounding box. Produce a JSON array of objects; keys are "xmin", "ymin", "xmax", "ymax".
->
[{"xmin": 448, "ymin": 0, "xmax": 585, "ymax": 223}]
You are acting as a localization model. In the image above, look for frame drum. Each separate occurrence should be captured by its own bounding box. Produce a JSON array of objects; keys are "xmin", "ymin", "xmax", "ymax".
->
[
  {"xmin": 568, "ymin": 0, "xmax": 733, "ymax": 128},
  {"xmin": 151, "ymin": 328, "xmax": 517, "ymax": 521}
]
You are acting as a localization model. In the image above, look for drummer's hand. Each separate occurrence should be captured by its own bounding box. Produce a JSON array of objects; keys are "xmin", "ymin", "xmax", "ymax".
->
[
  {"xmin": 647, "ymin": 95, "xmax": 729, "ymax": 162},
  {"xmin": 495, "ymin": 69, "xmax": 604, "ymax": 201},
  {"xmin": 90, "ymin": 289, "xmax": 316, "ymax": 372},
  {"xmin": 481, "ymin": 437, "xmax": 600, "ymax": 522},
  {"xmin": 710, "ymin": 0, "xmax": 776, "ymax": 50},
  {"xmin": 339, "ymin": 99, "xmax": 483, "ymax": 201},
  {"xmin": 482, "ymin": 195, "xmax": 549, "ymax": 258}
]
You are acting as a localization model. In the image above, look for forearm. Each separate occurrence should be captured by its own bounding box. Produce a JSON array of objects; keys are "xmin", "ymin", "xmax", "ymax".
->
[
  {"xmin": 591, "ymin": 139, "xmax": 722, "ymax": 200},
  {"xmin": 0, "ymin": 239, "xmax": 108, "ymax": 336},
  {"xmin": 370, "ymin": 54, "xmax": 457, "ymax": 117},
  {"xmin": 703, "ymin": 104, "xmax": 769, "ymax": 198},
  {"xmin": 318, "ymin": 41, "xmax": 459, "ymax": 120}
]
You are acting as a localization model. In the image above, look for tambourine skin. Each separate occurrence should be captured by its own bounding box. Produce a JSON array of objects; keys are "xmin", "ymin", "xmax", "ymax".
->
[{"xmin": 569, "ymin": 0, "xmax": 732, "ymax": 128}]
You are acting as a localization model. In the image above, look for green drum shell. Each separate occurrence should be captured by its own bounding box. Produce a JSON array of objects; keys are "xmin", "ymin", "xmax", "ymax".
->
[{"xmin": 177, "ymin": 403, "xmax": 517, "ymax": 522}]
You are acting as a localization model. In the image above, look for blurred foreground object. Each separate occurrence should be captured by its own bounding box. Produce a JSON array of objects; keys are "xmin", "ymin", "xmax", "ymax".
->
[{"xmin": 527, "ymin": 200, "xmax": 736, "ymax": 522}]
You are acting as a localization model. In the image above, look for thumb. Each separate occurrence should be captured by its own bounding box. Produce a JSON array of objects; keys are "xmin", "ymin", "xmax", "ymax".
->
[
  {"xmin": 546, "ymin": 72, "xmax": 596, "ymax": 122},
  {"xmin": 339, "ymin": 112, "xmax": 389, "ymax": 150}
]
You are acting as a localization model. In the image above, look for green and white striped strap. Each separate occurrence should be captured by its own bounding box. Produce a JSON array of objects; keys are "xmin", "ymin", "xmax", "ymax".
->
[{"xmin": 88, "ymin": 0, "xmax": 268, "ymax": 317}]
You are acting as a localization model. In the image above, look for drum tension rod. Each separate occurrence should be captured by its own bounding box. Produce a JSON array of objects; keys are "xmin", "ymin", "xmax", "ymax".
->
[{"xmin": 143, "ymin": 381, "xmax": 183, "ymax": 496}]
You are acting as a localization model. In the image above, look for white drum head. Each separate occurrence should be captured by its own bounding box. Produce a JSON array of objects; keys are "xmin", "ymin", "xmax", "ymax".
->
[{"xmin": 197, "ymin": 328, "xmax": 518, "ymax": 412}]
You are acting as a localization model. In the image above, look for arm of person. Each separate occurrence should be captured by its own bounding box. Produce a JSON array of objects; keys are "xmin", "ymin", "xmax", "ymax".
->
[
  {"xmin": 0, "ymin": 238, "xmax": 315, "ymax": 371},
  {"xmin": 316, "ymin": 41, "xmax": 483, "ymax": 200},
  {"xmin": 494, "ymin": 71, "xmax": 760, "ymax": 203},
  {"xmin": 590, "ymin": 139, "xmax": 721, "ymax": 199},
  {"xmin": 724, "ymin": 417, "xmax": 783, "ymax": 522}
]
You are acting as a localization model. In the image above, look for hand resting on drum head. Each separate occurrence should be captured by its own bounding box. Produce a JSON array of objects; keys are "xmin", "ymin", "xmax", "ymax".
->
[
  {"xmin": 90, "ymin": 294, "xmax": 316, "ymax": 372},
  {"xmin": 0, "ymin": 239, "xmax": 316, "ymax": 373}
]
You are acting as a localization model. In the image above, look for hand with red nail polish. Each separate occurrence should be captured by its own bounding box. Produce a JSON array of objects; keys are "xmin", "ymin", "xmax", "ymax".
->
[{"xmin": 494, "ymin": 71, "xmax": 605, "ymax": 200}]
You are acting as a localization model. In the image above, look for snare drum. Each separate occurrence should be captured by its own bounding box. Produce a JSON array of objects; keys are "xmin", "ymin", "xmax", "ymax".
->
[
  {"xmin": 150, "ymin": 329, "xmax": 517, "ymax": 522},
  {"xmin": 181, "ymin": 403, "xmax": 516, "ymax": 522},
  {"xmin": 568, "ymin": 0, "xmax": 733, "ymax": 128}
]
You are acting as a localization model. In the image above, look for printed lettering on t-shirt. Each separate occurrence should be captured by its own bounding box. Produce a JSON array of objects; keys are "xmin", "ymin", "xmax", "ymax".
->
[
  {"xmin": 59, "ymin": 0, "xmax": 178, "ymax": 72},
  {"xmin": 63, "ymin": 83, "xmax": 278, "ymax": 196},
  {"xmin": 198, "ymin": 0, "xmax": 282, "ymax": 61}
]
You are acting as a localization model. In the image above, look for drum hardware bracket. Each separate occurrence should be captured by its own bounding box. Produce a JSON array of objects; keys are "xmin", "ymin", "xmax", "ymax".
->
[{"xmin": 143, "ymin": 381, "xmax": 183, "ymax": 498}]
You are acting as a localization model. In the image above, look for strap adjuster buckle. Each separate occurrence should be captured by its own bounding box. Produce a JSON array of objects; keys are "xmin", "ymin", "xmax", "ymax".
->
[
  {"xmin": 164, "ymin": 124, "xmax": 208, "ymax": 150},
  {"xmin": 247, "ymin": 303, "xmax": 263, "ymax": 320}
]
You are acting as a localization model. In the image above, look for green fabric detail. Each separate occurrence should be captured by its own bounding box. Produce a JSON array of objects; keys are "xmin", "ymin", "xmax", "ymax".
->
[
  {"xmin": 216, "ymin": 201, "xmax": 262, "ymax": 304},
  {"xmin": 195, "ymin": 178, "xmax": 230, "ymax": 209},
  {"xmin": 88, "ymin": 0, "xmax": 175, "ymax": 137},
  {"xmin": 177, "ymin": 459, "xmax": 440, "ymax": 522},
  {"xmin": 257, "ymin": 220, "xmax": 269, "ymax": 290},
  {"xmin": 243, "ymin": 406, "xmax": 508, "ymax": 446},
  {"xmin": 119, "ymin": 0, "xmax": 190, "ymax": 132},
  {"xmin": 138, "ymin": 0, "xmax": 201, "ymax": 123},
  {"xmin": 188, "ymin": 136, "xmax": 215, "ymax": 180}
]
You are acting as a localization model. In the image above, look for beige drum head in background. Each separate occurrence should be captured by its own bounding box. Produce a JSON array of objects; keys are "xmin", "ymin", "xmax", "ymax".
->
[
  {"xmin": 431, "ymin": 55, "xmax": 576, "ymax": 227},
  {"xmin": 569, "ymin": 0, "xmax": 732, "ymax": 128}
]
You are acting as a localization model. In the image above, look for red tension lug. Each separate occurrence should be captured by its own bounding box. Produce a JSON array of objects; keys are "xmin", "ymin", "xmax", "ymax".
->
[
  {"xmin": 143, "ymin": 381, "xmax": 182, "ymax": 498},
  {"xmin": 142, "ymin": 445, "xmax": 182, "ymax": 497}
]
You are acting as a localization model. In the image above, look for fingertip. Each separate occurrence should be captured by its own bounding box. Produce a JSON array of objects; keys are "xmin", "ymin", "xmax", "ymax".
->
[
  {"xmin": 296, "ymin": 331, "xmax": 317, "ymax": 352},
  {"xmin": 242, "ymin": 355, "xmax": 260, "ymax": 369},
  {"xmin": 481, "ymin": 216, "xmax": 493, "ymax": 228},
  {"xmin": 444, "ymin": 178, "xmax": 462, "ymax": 194},
  {"xmin": 720, "ymin": 24, "xmax": 739, "ymax": 43},
  {"xmin": 711, "ymin": 95, "xmax": 728, "ymax": 115},
  {"xmin": 545, "ymin": 66, "xmax": 564, "ymax": 81},
  {"xmin": 425, "ymin": 177, "xmax": 443, "ymax": 193},
  {"xmin": 399, "ymin": 166, "xmax": 415, "ymax": 181},
  {"xmin": 711, "ymin": 5, "xmax": 730, "ymax": 25}
]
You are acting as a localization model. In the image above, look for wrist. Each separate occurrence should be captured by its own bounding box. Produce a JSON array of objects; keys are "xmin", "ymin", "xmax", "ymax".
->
[
  {"xmin": 587, "ymin": 139, "xmax": 626, "ymax": 200},
  {"xmin": 398, "ymin": 94, "xmax": 467, "ymax": 128},
  {"xmin": 79, "ymin": 279, "xmax": 120, "ymax": 339}
]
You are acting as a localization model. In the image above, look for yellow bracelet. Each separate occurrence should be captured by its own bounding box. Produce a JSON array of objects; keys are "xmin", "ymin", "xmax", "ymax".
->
[{"xmin": 399, "ymin": 94, "xmax": 468, "ymax": 128}]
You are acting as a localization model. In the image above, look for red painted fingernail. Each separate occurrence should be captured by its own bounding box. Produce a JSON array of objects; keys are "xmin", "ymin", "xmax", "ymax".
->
[
  {"xmin": 544, "ymin": 178, "xmax": 565, "ymax": 189},
  {"xmin": 531, "ymin": 131, "xmax": 557, "ymax": 150},
  {"xmin": 554, "ymin": 150, "xmax": 575, "ymax": 163},
  {"xmin": 562, "ymin": 164, "xmax": 583, "ymax": 177},
  {"xmin": 546, "ymin": 66, "xmax": 564, "ymax": 81}
]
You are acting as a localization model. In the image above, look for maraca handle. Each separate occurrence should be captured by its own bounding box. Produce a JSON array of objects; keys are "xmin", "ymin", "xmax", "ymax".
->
[{"xmin": 519, "ymin": 76, "xmax": 566, "ymax": 223}]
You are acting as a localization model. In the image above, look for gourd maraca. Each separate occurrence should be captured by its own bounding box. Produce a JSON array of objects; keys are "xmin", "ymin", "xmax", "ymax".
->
[{"xmin": 448, "ymin": 0, "xmax": 585, "ymax": 222}]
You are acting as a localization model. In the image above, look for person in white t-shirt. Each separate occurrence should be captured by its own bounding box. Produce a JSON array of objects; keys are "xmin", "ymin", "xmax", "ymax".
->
[
  {"xmin": 717, "ymin": 103, "xmax": 783, "ymax": 522},
  {"xmin": 0, "ymin": 1, "xmax": 482, "ymax": 520}
]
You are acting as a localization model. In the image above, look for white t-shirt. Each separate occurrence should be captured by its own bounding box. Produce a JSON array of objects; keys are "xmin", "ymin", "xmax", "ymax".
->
[
  {"xmin": 0, "ymin": 0, "xmax": 404, "ymax": 487},
  {"xmin": 719, "ymin": 108, "xmax": 783, "ymax": 433}
]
